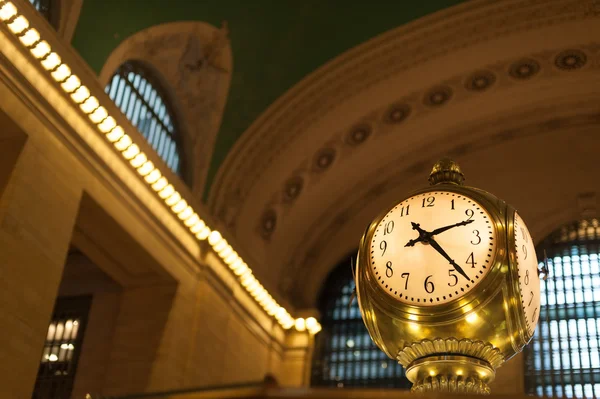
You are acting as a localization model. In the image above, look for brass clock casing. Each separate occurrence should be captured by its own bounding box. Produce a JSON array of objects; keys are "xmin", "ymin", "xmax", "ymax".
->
[{"xmin": 355, "ymin": 159, "xmax": 537, "ymax": 394}]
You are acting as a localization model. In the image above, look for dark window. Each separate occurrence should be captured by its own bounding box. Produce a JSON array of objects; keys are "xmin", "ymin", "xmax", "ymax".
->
[
  {"xmin": 311, "ymin": 254, "xmax": 411, "ymax": 389},
  {"xmin": 29, "ymin": 0, "xmax": 59, "ymax": 28},
  {"xmin": 106, "ymin": 61, "xmax": 183, "ymax": 177},
  {"xmin": 33, "ymin": 296, "xmax": 92, "ymax": 399},
  {"xmin": 524, "ymin": 219, "xmax": 600, "ymax": 398}
]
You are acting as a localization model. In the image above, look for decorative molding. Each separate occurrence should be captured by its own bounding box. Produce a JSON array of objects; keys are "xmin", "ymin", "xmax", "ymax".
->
[
  {"xmin": 99, "ymin": 21, "xmax": 232, "ymax": 199},
  {"xmin": 209, "ymin": 0, "xmax": 600, "ymax": 212}
]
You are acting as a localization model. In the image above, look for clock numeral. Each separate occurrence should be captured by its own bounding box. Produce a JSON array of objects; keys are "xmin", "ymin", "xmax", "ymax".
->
[
  {"xmin": 528, "ymin": 290, "xmax": 534, "ymax": 306},
  {"xmin": 400, "ymin": 205, "xmax": 410, "ymax": 217},
  {"xmin": 422, "ymin": 196, "xmax": 435, "ymax": 208},
  {"xmin": 451, "ymin": 199, "xmax": 455, "ymax": 210},
  {"xmin": 522, "ymin": 244, "xmax": 528, "ymax": 260},
  {"xmin": 386, "ymin": 261, "xmax": 394, "ymax": 278},
  {"xmin": 401, "ymin": 273, "xmax": 410, "ymax": 290},
  {"xmin": 532, "ymin": 307, "xmax": 538, "ymax": 323},
  {"xmin": 384, "ymin": 221, "xmax": 394, "ymax": 235},
  {"xmin": 424, "ymin": 275, "xmax": 435, "ymax": 293},
  {"xmin": 448, "ymin": 269, "xmax": 458, "ymax": 287},
  {"xmin": 521, "ymin": 227, "xmax": 528, "ymax": 243},
  {"xmin": 380, "ymin": 241, "xmax": 387, "ymax": 256},
  {"xmin": 466, "ymin": 252, "xmax": 477, "ymax": 268},
  {"xmin": 471, "ymin": 229, "xmax": 481, "ymax": 245},
  {"xmin": 465, "ymin": 209, "xmax": 474, "ymax": 221},
  {"xmin": 524, "ymin": 270, "xmax": 530, "ymax": 285}
]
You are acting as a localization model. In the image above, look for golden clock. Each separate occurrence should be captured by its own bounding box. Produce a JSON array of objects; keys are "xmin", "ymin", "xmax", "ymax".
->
[{"xmin": 355, "ymin": 158, "xmax": 542, "ymax": 394}]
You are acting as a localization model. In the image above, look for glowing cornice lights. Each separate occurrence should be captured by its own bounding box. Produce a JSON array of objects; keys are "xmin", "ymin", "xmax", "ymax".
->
[{"xmin": 0, "ymin": 0, "xmax": 321, "ymax": 334}]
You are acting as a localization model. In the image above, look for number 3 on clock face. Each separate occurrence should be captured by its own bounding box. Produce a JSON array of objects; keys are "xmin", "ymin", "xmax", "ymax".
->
[
  {"xmin": 514, "ymin": 211, "xmax": 541, "ymax": 336},
  {"xmin": 369, "ymin": 192, "xmax": 497, "ymax": 306}
]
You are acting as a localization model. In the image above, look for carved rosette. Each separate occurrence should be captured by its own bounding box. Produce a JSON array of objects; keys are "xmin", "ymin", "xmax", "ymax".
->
[{"xmin": 397, "ymin": 338, "xmax": 504, "ymax": 369}]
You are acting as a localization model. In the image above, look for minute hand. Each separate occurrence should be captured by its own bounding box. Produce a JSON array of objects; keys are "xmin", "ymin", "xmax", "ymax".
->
[
  {"xmin": 430, "ymin": 219, "xmax": 474, "ymax": 236},
  {"xmin": 428, "ymin": 238, "xmax": 470, "ymax": 281}
]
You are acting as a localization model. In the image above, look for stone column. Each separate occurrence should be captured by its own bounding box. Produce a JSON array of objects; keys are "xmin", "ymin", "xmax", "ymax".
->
[
  {"xmin": 0, "ymin": 139, "xmax": 82, "ymax": 398},
  {"xmin": 279, "ymin": 330, "xmax": 315, "ymax": 387}
]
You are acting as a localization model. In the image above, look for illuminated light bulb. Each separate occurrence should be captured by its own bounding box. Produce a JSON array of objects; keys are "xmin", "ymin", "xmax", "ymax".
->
[
  {"xmin": 190, "ymin": 219, "xmax": 206, "ymax": 234},
  {"xmin": 266, "ymin": 304, "xmax": 278, "ymax": 316},
  {"xmin": 275, "ymin": 307, "xmax": 287, "ymax": 320},
  {"xmin": 40, "ymin": 52, "xmax": 61, "ymax": 71},
  {"xmin": 80, "ymin": 96, "xmax": 99, "ymax": 114},
  {"xmin": 310, "ymin": 323, "xmax": 322, "ymax": 334},
  {"xmin": 177, "ymin": 206, "xmax": 193, "ymax": 220},
  {"xmin": 114, "ymin": 134, "xmax": 132, "ymax": 151},
  {"xmin": 466, "ymin": 312, "xmax": 478, "ymax": 324},
  {"xmin": 51, "ymin": 64, "xmax": 71, "ymax": 82},
  {"xmin": 0, "ymin": 2, "xmax": 18, "ymax": 21},
  {"xmin": 224, "ymin": 252, "xmax": 238, "ymax": 265},
  {"xmin": 213, "ymin": 240, "xmax": 228, "ymax": 253},
  {"xmin": 71, "ymin": 85, "xmax": 90, "ymax": 103},
  {"xmin": 196, "ymin": 226, "xmax": 211, "ymax": 240},
  {"xmin": 19, "ymin": 28, "xmax": 40, "ymax": 46},
  {"xmin": 8, "ymin": 15, "xmax": 29, "ymax": 34},
  {"xmin": 165, "ymin": 191, "xmax": 181, "ymax": 206},
  {"xmin": 151, "ymin": 177, "xmax": 168, "ymax": 192},
  {"xmin": 89, "ymin": 106, "xmax": 108, "ymax": 123},
  {"xmin": 246, "ymin": 280, "xmax": 259, "ymax": 292},
  {"xmin": 98, "ymin": 116, "xmax": 116, "ymax": 133},
  {"xmin": 130, "ymin": 153, "xmax": 148, "ymax": 168},
  {"xmin": 184, "ymin": 213, "xmax": 199, "ymax": 227},
  {"xmin": 219, "ymin": 245, "xmax": 233, "ymax": 258},
  {"xmin": 305, "ymin": 317, "xmax": 317, "ymax": 330},
  {"xmin": 61, "ymin": 75, "xmax": 81, "ymax": 93},
  {"xmin": 208, "ymin": 231, "xmax": 222, "ymax": 246},
  {"xmin": 30, "ymin": 40, "xmax": 51, "ymax": 59},
  {"xmin": 282, "ymin": 320, "xmax": 295, "ymax": 330},
  {"xmin": 158, "ymin": 184, "xmax": 174, "ymax": 199},
  {"xmin": 240, "ymin": 271, "xmax": 254, "ymax": 285},
  {"xmin": 295, "ymin": 318, "xmax": 306, "ymax": 331},
  {"xmin": 144, "ymin": 169, "xmax": 161, "ymax": 184},
  {"xmin": 230, "ymin": 258, "xmax": 244, "ymax": 270},
  {"xmin": 171, "ymin": 199, "xmax": 187, "ymax": 214},
  {"xmin": 233, "ymin": 262, "xmax": 249, "ymax": 276},
  {"xmin": 48, "ymin": 354, "xmax": 58, "ymax": 362},
  {"xmin": 137, "ymin": 161, "xmax": 154, "ymax": 177},
  {"xmin": 256, "ymin": 291, "xmax": 268, "ymax": 303},
  {"xmin": 106, "ymin": 126, "xmax": 125, "ymax": 142}
]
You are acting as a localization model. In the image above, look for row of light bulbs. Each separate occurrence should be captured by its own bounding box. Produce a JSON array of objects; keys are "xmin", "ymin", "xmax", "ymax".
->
[{"xmin": 0, "ymin": 0, "xmax": 321, "ymax": 335}]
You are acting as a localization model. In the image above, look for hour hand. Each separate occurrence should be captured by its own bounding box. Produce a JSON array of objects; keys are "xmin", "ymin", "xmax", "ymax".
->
[
  {"xmin": 430, "ymin": 219, "xmax": 474, "ymax": 236},
  {"xmin": 405, "ymin": 238, "xmax": 420, "ymax": 247}
]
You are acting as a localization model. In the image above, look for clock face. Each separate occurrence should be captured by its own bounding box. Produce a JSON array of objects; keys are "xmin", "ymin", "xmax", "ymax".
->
[
  {"xmin": 369, "ymin": 191, "xmax": 496, "ymax": 306},
  {"xmin": 514, "ymin": 211, "xmax": 540, "ymax": 336}
]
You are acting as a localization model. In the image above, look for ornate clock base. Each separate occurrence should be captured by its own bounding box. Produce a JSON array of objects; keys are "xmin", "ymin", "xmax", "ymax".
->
[{"xmin": 406, "ymin": 356, "xmax": 494, "ymax": 395}]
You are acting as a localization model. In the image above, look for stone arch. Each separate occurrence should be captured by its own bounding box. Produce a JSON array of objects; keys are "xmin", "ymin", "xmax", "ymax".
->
[
  {"xmin": 100, "ymin": 21, "xmax": 233, "ymax": 198},
  {"xmin": 207, "ymin": 0, "xmax": 600, "ymax": 307}
]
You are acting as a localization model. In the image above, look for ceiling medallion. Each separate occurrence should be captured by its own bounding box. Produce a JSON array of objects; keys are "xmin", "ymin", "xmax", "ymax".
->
[
  {"xmin": 423, "ymin": 86, "xmax": 453, "ymax": 107},
  {"xmin": 555, "ymin": 49, "xmax": 587, "ymax": 70},
  {"xmin": 313, "ymin": 147, "xmax": 337, "ymax": 172},
  {"xmin": 259, "ymin": 209, "xmax": 277, "ymax": 239},
  {"xmin": 508, "ymin": 58, "xmax": 540, "ymax": 80},
  {"xmin": 384, "ymin": 103, "xmax": 411, "ymax": 124},
  {"xmin": 282, "ymin": 176, "xmax": 304, "ymax": 203},
  {"xmin": 346, "ymin": 124, "xmax": 372, "ymax": 146},
  {"xmin": 465, "ymin": 70, "xmax": 496, "ymax": 91}
]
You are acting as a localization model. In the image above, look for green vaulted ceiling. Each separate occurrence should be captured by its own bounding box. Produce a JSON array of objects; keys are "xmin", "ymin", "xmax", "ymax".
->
[{"xmin": 72, "ymin": 0, "xmax": 464, "ymax": 196}]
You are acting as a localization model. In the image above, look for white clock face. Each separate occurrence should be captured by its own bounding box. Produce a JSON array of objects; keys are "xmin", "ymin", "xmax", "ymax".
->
[
  {"xmin": 369, "ymin": 191, "xmax": 496, "ymax": 306},
  {"xmin": 514, "ymin": 211, "xmax": 541, "ymax": 336}
]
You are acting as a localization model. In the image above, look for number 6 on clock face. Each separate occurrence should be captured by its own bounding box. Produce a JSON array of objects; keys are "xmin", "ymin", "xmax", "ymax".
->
[{"xmin": 369, "ymin": 191, "xmax": 497, "ymax": 306}]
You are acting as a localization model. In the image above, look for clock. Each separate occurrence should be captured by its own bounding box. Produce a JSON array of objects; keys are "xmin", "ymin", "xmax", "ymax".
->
[
  {"xmin": 370, "ymin": 191, "xmax": 496, "ymax": 306},
  {"xmin": 354, "ymin": 158, "xmax": 544, "ymax": 395},
  {"xmin": 513, "ymin": 211, "xmax": 541, "ymax": 338}
]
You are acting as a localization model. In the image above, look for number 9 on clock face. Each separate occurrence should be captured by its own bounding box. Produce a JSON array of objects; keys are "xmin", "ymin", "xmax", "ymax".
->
[{"xmin": 369, "ymin": 191, "xmax": 497, "ymax": 306}]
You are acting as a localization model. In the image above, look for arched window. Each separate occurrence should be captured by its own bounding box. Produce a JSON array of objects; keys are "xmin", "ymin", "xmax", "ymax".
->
[
  {"xmin": 311, "ymin": 253, "xmax": 411, "ymax": 389},
  {"xmin": 524, "ymin": 219, "xmax": 600, "ymax": 398},
  {"xmin": 29, "ymin": 0, "xmax": 59, "ymax": 28},
  {"xmin": 106, "ymin": 61, "xmax": 183, "ymax": 176}
]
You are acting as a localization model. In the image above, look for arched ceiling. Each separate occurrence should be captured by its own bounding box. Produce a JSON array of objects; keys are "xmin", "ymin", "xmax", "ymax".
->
[
  {"xmin": 207, "ymin": 0, "xmax": 600, "ymax": 307},
  {"xmin": 70, "ymin": 0, "xmax": 464, "ymax": 194}
]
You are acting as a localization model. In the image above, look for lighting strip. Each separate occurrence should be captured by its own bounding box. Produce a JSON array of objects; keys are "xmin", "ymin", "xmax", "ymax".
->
[{"xmin": 0, "ymin": 1, "xmax": 321, "ymax": 335}]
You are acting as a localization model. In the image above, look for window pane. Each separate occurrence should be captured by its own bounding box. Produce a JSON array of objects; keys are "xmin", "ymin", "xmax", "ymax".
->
[
  {"xmin": 525, "ymin": 219, "xmax": 600, "ymax": 399},
  {"xmin": 106, "ymin": 62, "xmax": 183, "ymax": 177}
]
